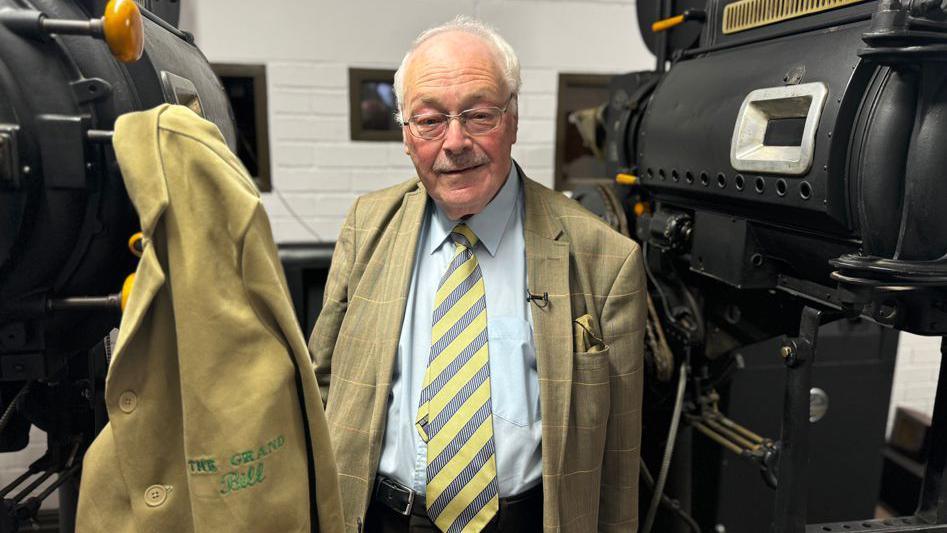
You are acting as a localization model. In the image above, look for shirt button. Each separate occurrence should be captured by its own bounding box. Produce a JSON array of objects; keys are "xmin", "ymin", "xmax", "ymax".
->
[
  {"xmin": 118, "ymin": 391, "xmax": 138, "ymax": 413},
  {"xmin": 144, "ymin": 484, "xmax": 168, "ymax": 507}
]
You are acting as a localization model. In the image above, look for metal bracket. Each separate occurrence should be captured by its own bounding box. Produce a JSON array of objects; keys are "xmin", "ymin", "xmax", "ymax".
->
[
  {"xmin": 70, "ymin": 77, "xmax": 112, "ymax": 105},
  {"xmin": 773, "ymin": 306, "xmax": 823, "ymax": 533}
]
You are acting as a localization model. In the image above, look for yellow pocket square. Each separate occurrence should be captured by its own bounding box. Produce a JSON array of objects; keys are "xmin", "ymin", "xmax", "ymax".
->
[{"xmin": 573, "ymin": 313, "xmax": 605, "ymax": 352}]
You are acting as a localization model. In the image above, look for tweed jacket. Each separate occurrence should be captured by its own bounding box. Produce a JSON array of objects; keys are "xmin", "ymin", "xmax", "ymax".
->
[
  {"xmin": 77, "ymin": 105, "xmax": 344, "ymax": 533},
  {"xmin": 309, "ymin": 171, "xmax": 646, "ymax": 532}
]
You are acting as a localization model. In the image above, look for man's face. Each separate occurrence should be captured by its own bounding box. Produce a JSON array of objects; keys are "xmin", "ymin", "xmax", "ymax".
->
[{"xmin": 401, "ymin": 31, "xmax": 518, "ymax": 220}]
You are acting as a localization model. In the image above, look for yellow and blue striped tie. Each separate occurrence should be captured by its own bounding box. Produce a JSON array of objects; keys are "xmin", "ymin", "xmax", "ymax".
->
[{"xmin": 416, "ymin": 224, "xmax": 499, "ymax": 533}]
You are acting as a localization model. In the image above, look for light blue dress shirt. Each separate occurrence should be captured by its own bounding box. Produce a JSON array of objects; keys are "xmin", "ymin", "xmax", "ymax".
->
[{"xmin": 377, "ymin": 164, "xmax": 542, "ymax": 498}]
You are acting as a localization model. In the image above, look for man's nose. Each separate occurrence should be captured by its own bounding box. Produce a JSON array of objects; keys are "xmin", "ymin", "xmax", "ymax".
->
[{"xmin": 441, "ymin": 117, "xmax": 471, "ymax": 153}]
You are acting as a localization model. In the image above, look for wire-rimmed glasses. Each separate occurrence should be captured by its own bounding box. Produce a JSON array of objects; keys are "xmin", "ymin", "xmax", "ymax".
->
[{"xmin": 402, "ymin": 95, "xmax": 515, "ymax": 140}]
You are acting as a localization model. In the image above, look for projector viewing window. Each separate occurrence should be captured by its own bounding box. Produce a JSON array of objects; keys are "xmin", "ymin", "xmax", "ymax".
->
[
  {"xmin": 730, "ymin": 82, "xmax": 828, "ymax": 176},
  {"xmin": 349, "ymin": 68, "xmax": 401, "ymax": 142},
  {"xmin": 764, "ymin": 117, "xmax": 806, "ymax": 147},
  {"xmin": 212, "ymin": 63, "xmax": 271, "ymax": 192}
]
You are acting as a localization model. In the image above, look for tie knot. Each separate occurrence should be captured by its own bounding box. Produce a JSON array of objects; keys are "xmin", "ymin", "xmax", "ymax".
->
[{"xmin": 450, "ymin": 224, "xmax": 479, "ymax": 250}]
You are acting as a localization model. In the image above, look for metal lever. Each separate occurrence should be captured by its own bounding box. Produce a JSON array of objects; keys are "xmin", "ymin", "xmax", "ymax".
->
[
  {"xmin": 652, "ymin": 9, "xmax": 707, "ymax": 32},
  {"xmin": 686, "ymin": 392, "xmax": 781, "ymax": 487},
  {"xmin": 0, "ymin": 0, "xmax": 143, "ymax": 63}
]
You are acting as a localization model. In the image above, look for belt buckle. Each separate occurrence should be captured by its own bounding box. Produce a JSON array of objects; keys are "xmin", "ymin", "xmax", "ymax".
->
[
  {"xmin": 401, "ymin": 486, "xmax": 415, "ymax": 516},
  {"xmin": 378, "ymin": 477, "xmax": 415, "ymax": 516}
]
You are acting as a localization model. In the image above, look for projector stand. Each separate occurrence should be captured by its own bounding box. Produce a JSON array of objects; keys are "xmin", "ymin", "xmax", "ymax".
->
[{"xmin": 772, "ymin": 305, "xmax": 947, "ymax": 532}]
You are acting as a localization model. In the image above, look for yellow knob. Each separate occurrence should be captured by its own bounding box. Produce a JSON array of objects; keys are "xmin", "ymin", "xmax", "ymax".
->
[
  {"xmin": 121, "ymin": 273, "xmax": 136, "ymax": 312},
  {"xmin": 652, "ymin": 14, "xmax": 686, "ymax": 32},
  {"xmin": 102, "ymin": 0, "xmax": 143, "ymax": 63},
  {"xmin": 616, "ymin": 173, "xmax": 638, "ymax": 185},
  {"xmin": 128, "ymin": 232, "xmax": 143, "ymax": 258}
]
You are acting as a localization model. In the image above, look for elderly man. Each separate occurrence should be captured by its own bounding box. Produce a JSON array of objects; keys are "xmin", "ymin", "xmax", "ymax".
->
[{"xmin": 310, "ymin": 16, "xmax": 645, "ymax": 533}]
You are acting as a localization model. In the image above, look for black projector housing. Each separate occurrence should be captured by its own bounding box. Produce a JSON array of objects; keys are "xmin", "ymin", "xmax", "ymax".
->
[
  {"xmin": 608, "ymin": 0, "xmax": 947, "ymax": 337},
  {"xmin": 602, "ymin": 0, "xmax": 947, "ymax": 530}
]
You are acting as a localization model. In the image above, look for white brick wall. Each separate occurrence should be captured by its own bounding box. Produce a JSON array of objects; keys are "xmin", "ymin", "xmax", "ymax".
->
[
  {"xmin": 178, "ymin": 0, "xmax": 652, "ymax": 244},
  {"xmin": 888, "ymin": 333, "xmax": 943, "ymax": 436}
]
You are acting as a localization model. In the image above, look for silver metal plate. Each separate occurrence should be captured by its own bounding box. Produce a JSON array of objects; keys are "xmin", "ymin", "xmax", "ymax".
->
[{"xmin": 730, "ymin": 82, "xmax": 828, "ymax": 176}]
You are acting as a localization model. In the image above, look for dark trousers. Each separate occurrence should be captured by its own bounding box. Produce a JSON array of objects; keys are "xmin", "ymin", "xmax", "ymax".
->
[{"xmin": 364, "ymin": 484, "xmax": 543, "ymax": 533}]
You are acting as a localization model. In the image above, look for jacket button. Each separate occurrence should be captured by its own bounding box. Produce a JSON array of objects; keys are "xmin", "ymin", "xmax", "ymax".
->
[
  {"xmin": 144, "ymin": 484, "xmax": 168, "ymax": 507},
  {"xmin": 118, "ymin": 391, "xmax": 138, "ymax": 413}
]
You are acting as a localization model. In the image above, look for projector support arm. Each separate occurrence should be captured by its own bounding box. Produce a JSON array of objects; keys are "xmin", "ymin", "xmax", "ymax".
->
[
  {"xmin": 772, "ymin": 305, "xmax": 824, "ymax": 533},
  {"xmin": 804, "ymin": 338, "xmax": 947, "ymax": 532},
  {"xmin": 772, "ymin": 310, "xmax": 947, "ymax": 532}
]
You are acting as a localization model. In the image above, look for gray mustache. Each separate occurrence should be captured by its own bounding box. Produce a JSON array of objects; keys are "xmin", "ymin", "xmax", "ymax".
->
[{"xmin": 433, "ymin": 153, "xmax": 490, "ymax": 173}]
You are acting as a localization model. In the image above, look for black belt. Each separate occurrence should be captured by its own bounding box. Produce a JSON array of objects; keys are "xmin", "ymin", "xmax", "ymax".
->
[
  {"xmin": 374, "ymin": 477, "xmax": 426, "ymax": 516},
  {"xmin": 373, "ymin": 476, "xmax": 542, "ymax": 517}
]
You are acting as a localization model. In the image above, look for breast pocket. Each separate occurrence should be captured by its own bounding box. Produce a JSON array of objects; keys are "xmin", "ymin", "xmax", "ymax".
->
[
  {"xmin": 487, "ymin": 316, "xmax": 539, "ymax": 427},
  {"xmin": 573, "ymin": 344, "xmax": 611, "ymax": 429}
]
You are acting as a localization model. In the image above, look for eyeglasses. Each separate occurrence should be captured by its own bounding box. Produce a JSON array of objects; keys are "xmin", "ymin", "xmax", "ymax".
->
[{"xmin": 402, "ymin": 95, "xmax": 515, "ymax": 140}]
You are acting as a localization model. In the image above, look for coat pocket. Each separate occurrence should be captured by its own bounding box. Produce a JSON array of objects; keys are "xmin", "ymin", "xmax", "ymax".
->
[{"xmin": 572, "ymin": 344, "xmax": 611, "ymax": 429}]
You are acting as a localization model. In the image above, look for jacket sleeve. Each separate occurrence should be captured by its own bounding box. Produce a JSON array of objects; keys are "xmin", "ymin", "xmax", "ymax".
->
[
  {"xmin": 598, "ymin": 242, "xmax": 647, "ymax": 532},
  {"xmin": 309, "ymin": 198, "xmax": 359, "ymax": 404}
]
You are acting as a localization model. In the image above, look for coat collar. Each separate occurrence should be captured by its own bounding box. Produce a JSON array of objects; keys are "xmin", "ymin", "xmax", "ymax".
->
[
  {"xmin": 427, "ymin": 164, "xmax": 520, "ymax": 258},
  {"xmin": 520, "ymin": 166, "xmax": 564, "ymax": 243},
  {"xmin": 113, "ymin": 104, "xmax": 172, "ymax": 238}
]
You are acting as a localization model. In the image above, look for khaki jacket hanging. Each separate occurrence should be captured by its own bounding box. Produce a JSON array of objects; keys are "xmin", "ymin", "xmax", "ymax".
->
[{"xmin": 77, "ymin": 104, "xmax": 343, "ymax": 533}]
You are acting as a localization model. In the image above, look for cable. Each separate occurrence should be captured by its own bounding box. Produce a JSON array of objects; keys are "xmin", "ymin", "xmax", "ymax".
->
[
  {"xmin": 271, "ymin": 188, "xmax": 324, "ymax": 241},
  {"xmin": 642, "ymin": 241, "xmax": 677, "ymax": 326},
  {"xmin": 0, "ymin": 381, "xmax": 30, "ymax": 434},
  {"xmin": 646, "ymin": 293, "xmax": 675, "ymax": 383},
  {"xmin": 639, "ymin": 459, "xmax": 701, "ymax": 533},
  {"xmin": 642, "ymin": 241, "xmax": 700, "ymax": 335},
  {"xmin": 678, "ymin": 280, "xmax": 706, "ymax": 341},
  {"xmin": 642, "ymin": 362, "xmax": 688, "ymax": 533}
]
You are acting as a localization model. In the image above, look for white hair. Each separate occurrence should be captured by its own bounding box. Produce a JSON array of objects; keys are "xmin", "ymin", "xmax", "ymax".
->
[{"xmin": 393, "ymin": 16, "xmax": 521, "ymax": 123}]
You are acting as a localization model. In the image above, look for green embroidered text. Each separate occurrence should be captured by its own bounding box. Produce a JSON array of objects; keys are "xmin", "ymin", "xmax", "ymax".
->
[
  {"xmin": 187, "ymin": 457, "xmax": 218, "ymax": 474},
  {"xmin": 229, "ymin": 434, "xmax": 285, "ymax": 466},
  {"xmin": 219, "ymin": 463, "xmax": 265, "ymax": 495}
]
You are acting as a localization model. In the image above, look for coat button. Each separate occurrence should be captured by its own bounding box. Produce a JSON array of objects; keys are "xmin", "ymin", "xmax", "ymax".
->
[
  {"xmin": 144, "ymin": 484, "xmax": 168, "ymax": 507},
  {"xmin": 118, "ymin": 391, "xmax": 138, "ymax": 413}
]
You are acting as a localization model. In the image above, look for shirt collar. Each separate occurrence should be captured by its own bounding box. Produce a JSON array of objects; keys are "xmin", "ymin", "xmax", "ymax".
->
[{"xmin": 428, "ymin": 164, "xmax": 520, "ymax": 257}]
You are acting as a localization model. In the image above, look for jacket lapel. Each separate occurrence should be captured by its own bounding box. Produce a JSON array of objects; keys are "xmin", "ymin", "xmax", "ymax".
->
[
  {"xmin": 522, "ymin": 177, "xmax": 573, "ymax": 479},
  {"xmin": 109, "ymin": 106, "xmax": 171, "ymax": 377},
  {"xmin": 369, "ymin": 182, "xmax": 427, "ymax": 471}
]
